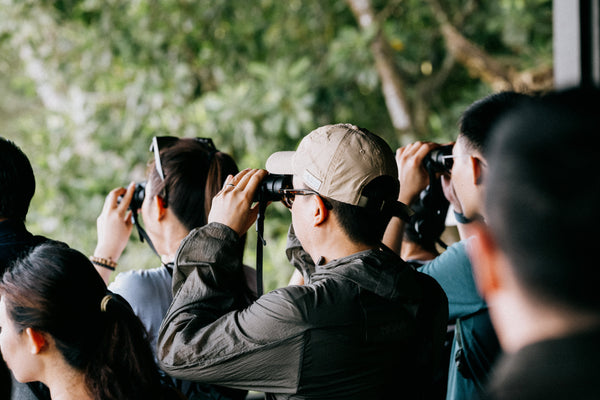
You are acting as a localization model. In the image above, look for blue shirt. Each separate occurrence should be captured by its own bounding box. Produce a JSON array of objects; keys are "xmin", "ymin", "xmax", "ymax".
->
[
  {"xmin": 109, "ymin": 265, "xmax": 173, "ymax": 352},
  {"xmin": 421, "ymin": 239, "xmax": 500, "ymax": 400}
]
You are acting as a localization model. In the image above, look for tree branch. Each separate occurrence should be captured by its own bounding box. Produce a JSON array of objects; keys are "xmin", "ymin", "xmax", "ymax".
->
[
  {"xmin": 346, "ymin": 0, "xmax": 413, "ymax": 134},
  {"xmin": 426, "ymin": 0, "xmax": 514, "ymax": 91}
]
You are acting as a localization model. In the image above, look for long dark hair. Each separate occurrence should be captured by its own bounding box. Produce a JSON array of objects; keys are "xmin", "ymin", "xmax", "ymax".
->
[{"xmin": 0, "ymin": 242, "xmax": 173, "ymax": 400}]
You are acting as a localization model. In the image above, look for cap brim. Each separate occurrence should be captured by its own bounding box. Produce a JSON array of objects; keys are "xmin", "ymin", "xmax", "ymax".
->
[{"xmin": 265, "ymin": 151, "xmax": 296, "ymax": 175}]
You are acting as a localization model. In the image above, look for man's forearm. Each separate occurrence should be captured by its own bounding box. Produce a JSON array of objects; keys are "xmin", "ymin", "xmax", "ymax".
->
[{"xmin": 382, "ymin": 216, "xmax": 406, "ymax": 255}]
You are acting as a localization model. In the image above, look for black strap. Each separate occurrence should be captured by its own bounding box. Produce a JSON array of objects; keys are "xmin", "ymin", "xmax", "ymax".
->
[
  {"xmin": 389, "ymin": 200, "xmax": 414, "ymax": 222},
  {"xmin": 131, "ymin": 211, "xmax": 161, "ymax": 258},
  {"xmin": 454, "ymin": 309, "xmax": 500, "ymax": 390},
  {"xmin": 163, "ymin": 262, "xmax": 174, "ymax": 276},
  {"xmin": 255, "ymin": 201, "xmax": 267, "ymax": 296}
]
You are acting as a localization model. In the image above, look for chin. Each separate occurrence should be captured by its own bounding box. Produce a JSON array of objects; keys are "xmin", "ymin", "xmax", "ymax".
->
[{"xmin": 9, "ymin": 367, "xmax": 37, "ymax": 384}]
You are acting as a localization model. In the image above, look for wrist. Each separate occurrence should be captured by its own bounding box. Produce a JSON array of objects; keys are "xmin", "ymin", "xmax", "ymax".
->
[
  {"xmin": 93, "ymin": 245, "xmax": 122, "ymax": 263},
  {"xmin": 398, "ymin": 192, "xmax": 418, "ymax": 207},
  {"xmin": 89, "ymin": 256, "xmax": 117, "ymax": 271}
]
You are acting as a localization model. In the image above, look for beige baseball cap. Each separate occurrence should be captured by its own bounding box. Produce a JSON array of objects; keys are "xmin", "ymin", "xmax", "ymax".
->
[{"xmin": 266, "ymin": 123, "xmax": 399, "ymax": 207}]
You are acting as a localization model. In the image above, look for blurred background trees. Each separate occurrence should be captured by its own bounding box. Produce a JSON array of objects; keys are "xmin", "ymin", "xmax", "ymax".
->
[{"xmin": 0, "ymin": 0, "xmax": 552, "ymax": 290}]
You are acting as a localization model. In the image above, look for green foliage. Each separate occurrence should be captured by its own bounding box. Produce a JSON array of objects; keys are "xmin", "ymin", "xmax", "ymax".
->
[{"xmin": 0, "ymin": 0, "xmax": 551, "ymax": 290}]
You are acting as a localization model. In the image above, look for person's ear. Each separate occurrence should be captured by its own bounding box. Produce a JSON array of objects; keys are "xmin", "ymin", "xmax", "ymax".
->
[
  {"xmin": 25, "ymin": 327, "xmax": 47, "ymax": 355},
  {"xmin": 470, "ymin": 156, "xmax": 486, "ymax": 186},
  {"xmin": 468, "ymin": 221, "xmax": 503, "ymax": 299},
  {"xmin": 155, "ymin": 195, "xmax": 168, "ymax": 221},
  {"xmin": 312, "ymin": 195, "xmax": 329, "ymax": 226}
]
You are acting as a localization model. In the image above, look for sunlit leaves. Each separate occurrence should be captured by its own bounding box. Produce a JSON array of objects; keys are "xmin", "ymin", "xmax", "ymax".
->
[{"xmin": 0, "ymin": 0, "xmax": 552, "ymax": 289}]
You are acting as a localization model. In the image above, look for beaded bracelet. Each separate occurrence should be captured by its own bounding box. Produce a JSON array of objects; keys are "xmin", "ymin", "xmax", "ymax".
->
[{"xmin": 89, "ymin": 256, "xmax": 117, "ymax": 271}]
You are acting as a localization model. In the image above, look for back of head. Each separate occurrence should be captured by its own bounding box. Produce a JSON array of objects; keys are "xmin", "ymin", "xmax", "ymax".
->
[
  {"xmin": 148, "ymin": 138, "xmax": 239, "ymax": 231},
  {"xmin": 267, "ymin": 123, "xmax": 400, "ymax": 246},
  {"xmin": 0, "ymin": 242, "xmax": 166, "ymax": 400},
  {"xmin": 459, "ymin": 91, "xmax": 531, "ymax": 155},
  {"xmin": 485, "ymin": 87, "xmax": 600, "ymax": 312},
  {"xmin": 330, "ymin": 175, "xmax": 401, "ymax": 246},
  {"xmin": 0, "ymin": 138, "xmax": 35, "ymax": 222}
]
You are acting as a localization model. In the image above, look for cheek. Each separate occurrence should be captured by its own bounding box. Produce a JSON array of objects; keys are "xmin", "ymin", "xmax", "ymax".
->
[
  {"xmin": 291, "ymin": 209, "xmax": 301, "ymax": 234},
  {"xmin": 0, "ymin": 331, "xmax": 7, "ymax": 360},
  {"xmin": 140, "ymin": 197, "xmax": 152, "ymax": 226},
  {"xmin": 0, "ymin": 330, "xmax": 18, "ymax": 375},
  {"xmin": 450, "ymin": 167, "xmax": 467, "ymax": 196},
  {"xmin": 2, "ymin": 334, "xmax": 38, "ymax": 383},
  {"xmin": 290, "ymin": 201, "xmax": 313, "ymax": 244},
  {"xmin": 290, "ymin": 209, "xmax": 305, "ymax": 241},
  {"xmin": 0, "ymin": 322, "xmax": 11, "ymax": 362}
]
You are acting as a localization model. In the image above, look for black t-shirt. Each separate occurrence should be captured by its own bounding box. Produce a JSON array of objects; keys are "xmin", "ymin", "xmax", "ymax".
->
[{"xmin": 487, "ymin": 328, "xmax": 600, "ymax": 400}]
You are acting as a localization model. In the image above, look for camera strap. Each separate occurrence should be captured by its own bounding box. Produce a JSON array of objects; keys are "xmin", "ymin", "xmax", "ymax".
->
[
  {"xmin": 388, "ymin": 200, "xmax": 414, "ymax": 222},
  {"xmin": 255, "ymin": 201, "xmax": 267, "ymax": 296},
  {"xmin": 131, "ymin": 210, "xmax": 161, "ymax": 259}
]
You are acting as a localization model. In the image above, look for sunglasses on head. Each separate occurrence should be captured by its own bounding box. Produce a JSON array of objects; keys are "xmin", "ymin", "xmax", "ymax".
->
[{"xmin": 149, "ymin": 136, "xmax": 216, "ymax": 180}]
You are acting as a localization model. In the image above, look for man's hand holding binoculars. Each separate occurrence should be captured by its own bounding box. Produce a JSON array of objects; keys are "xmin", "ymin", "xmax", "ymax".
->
[{"xmin": 209, "ymin": 169, "xmax": 269, "ymax": 237}]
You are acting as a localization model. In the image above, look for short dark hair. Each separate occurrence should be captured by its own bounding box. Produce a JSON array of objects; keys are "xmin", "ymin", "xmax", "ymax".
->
[
  {"xmin": 328, "ymin": 176, "xmax": 399, "ymax": 246},
  {"xmin": 147, "ymin": 138, "xmax": 239, "ymax": 231},
  {"xmin": 459, "ymin": 91, "xmax": 530, "ymax": 155},
  {"xmin": 485, "ymin": 87, "xmax": 600, "ymax": 312},
  {"xmin": 0, "ymin": 138, "xmax": 35, "ymax": 221}
]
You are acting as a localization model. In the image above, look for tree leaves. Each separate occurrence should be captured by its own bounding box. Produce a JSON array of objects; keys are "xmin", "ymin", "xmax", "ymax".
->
[{"xmin": 0, "ymin": 0, "xmax": 552, "ymax": 289}]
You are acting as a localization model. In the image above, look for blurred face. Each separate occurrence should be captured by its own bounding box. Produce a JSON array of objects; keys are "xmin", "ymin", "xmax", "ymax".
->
[
  {"xmin": 0, "ymin": 298, "xmax": 37, "ymax": 383},
  {"xmin": 449, "ymin": 136, "xmax": 480, "ymax": 219}
]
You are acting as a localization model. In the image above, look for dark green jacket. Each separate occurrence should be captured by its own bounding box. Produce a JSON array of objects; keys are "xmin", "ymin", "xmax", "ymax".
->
[{"xmin": 158, "ymin": 223, "xmax": 448, "ymax": 399}]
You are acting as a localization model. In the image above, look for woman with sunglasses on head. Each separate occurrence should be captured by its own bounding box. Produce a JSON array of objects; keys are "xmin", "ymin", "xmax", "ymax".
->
[
  {"xmin": 91, "ymin": 137, "xmax": 256, "ymax": 400},
  {"xmin": 0, "ymin": 241, "xmax": 185, "ymax": 400}
]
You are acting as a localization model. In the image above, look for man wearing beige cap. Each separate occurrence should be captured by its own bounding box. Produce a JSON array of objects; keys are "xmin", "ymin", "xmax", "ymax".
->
[{"xmin": 157, "ymin": 123, "xmax": 448, "ymax": 399}]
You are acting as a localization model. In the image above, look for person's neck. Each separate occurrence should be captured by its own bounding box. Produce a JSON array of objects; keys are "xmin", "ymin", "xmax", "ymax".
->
[
  {"xmin": 320, "ymin": 242, "xmax": 374, "ymax": 265},
  {"xmin": 401, "ymin": 241, "xmax": 438, "ymax": 262},
  {"xmin": 309, "ymin": 228, "xmax": 375, "ymax": 265},
  {"xmin": 41, "ymin": 356, "xmax": 93, "ymax": 400},
  {"xmin": 491, "ymin": 289, "xmax": 600, "ymax": 353},
  {"xmin": 158, "ymin": 219, "xmax": 190, "ymax": 264}
]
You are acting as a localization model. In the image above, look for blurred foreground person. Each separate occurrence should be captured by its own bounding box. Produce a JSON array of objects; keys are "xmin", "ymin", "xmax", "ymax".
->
[
  {"xmin": 0, "ymin": 242, "xmax": 185, "ymax": 400},
  {"xmin": 0, "ymin": 137, "xmax": 51, "ymax": 400},
  {"xmin": 158, "ymin": 123, "xmax": 448, "ymax": 399},
  {"xmin": 470, "ymin": 87, "xmax": 600, "ymax": 399}
]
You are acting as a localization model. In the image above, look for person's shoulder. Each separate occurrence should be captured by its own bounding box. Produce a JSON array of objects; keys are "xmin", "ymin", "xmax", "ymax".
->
[
  {"xmin": 109, "ymin": 266, "xmax": 173, "ymax": 316},
  {"xmin": 420, "ymin": 239, "xmax": 470, "ymax": 273},
  {"xmin": 441, "ymin": 239, "xmax": 469, "ymax": 258},
  {"xmin": 109, "ymin": 266, "xmax": 171, "ymax": 294}
]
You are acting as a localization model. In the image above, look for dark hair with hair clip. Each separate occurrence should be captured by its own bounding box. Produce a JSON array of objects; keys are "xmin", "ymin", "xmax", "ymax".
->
[{"xmin": 0, "ymin": 242, "xmax": 179, "ymax": 400}]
